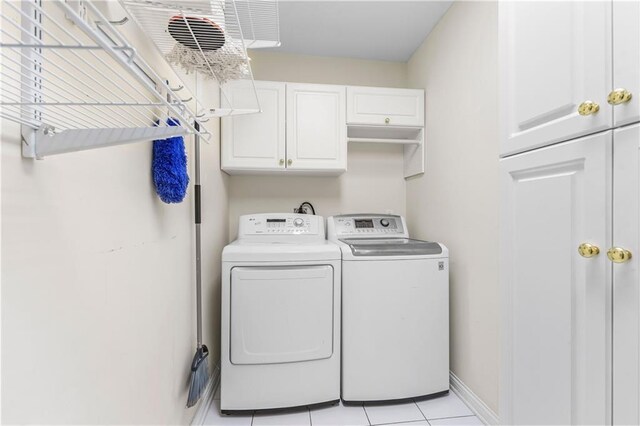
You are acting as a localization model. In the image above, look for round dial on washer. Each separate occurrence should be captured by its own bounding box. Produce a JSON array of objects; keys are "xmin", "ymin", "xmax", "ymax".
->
[
  {"xmin": 380, "ymin": 219, "xmax": 390, "ymax": 227},
  {"xmin": 294, "ymin": 218, "xmax": 304, "ymax": 227}
]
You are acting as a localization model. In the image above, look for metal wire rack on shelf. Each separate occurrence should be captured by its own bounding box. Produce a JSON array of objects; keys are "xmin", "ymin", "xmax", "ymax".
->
[
  {"xmin": 120, "ymin": 0, "xmax": 280, "ymax": 118},
  {"xmin": 0, "ymin": 0, "xmax": 209, "ymax": 159}
]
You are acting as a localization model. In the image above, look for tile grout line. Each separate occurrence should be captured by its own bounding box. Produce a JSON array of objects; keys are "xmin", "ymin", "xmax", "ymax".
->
[
  {"xmin": 373, "ymin": 419, "xmax": 430, "ymax": 426},
  {"xmin": 413, "ymin": 399, "xmax": 431, "ymax": 425},
  {"xmin": 308, "ymin": 407, "xmax": 312, "ymax": 426},
  {"xmin": 362, "ymin": 404, "xmax": 373, "ymax": 426},
  {"xmin": 429, "ymin": 414, "xmax": 478, "ymax": 421}
]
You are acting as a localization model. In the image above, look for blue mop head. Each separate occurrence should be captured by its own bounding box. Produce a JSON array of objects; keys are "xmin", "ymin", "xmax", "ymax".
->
[{"xmin": 152, "ymin": 118, "xmax": 189, "ymax": 203}]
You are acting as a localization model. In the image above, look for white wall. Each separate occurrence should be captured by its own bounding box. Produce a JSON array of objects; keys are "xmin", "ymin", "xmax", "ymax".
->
[
  {"xmin": 406, "ymin": 1, "xmax": 500, "ymax": 414},
  {"xmin": 228, "ymin": 51, "xmax": 408, "ymax": 239},
  {"xmin": 0, "ymin": 2, "xmax": 226, "ymax": 423}
]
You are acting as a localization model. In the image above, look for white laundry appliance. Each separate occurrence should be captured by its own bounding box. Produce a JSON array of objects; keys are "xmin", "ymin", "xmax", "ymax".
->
[
  {"xmin": 221, "ymin": 213, "xmax": 341, "ymax": 412},
  {"xmin": 327, "ymin": 214, "xmax": 449, "ymax": 402}
]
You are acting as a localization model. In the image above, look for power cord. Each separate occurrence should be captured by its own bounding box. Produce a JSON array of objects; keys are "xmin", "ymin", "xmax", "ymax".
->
[{"xmin": 295, "ymin": 201, "xmax": 316, "ymax": 215}]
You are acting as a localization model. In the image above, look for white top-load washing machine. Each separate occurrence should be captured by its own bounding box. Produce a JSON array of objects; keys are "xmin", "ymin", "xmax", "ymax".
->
[
  {"xmin": 327, "ymin": 214, "xmax": 449, "ymax": 403},
  {"xmin": 221, "ymin": 213, "xmax": 341, "ymax": 412}
]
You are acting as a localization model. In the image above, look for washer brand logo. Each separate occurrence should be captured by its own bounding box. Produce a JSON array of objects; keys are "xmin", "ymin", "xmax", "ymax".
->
[{"xmin": 438, "ymin": 262, "xmax": 445, "ymax": 271}]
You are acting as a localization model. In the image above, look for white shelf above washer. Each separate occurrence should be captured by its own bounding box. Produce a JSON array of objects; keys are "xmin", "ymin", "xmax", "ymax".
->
[
  {"xmin": 347, "ymin": 124, "xmax": 424, "ymax": 178},
  {"xmin": 348, "ymin": 137, "xmax": 421, "ymax": 145},
  {"xmin": 347, "ymin": 124, "xmax": 423, "ymax": 142}
]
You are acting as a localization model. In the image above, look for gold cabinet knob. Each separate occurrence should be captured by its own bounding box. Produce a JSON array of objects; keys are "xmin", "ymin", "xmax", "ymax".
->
[
  {"xmin": 578, "ymin": 101, "xmax": 600, "ymax": 116},
  {"xmin": 279, "ymin": 158, "xmax": 284, "ymax": 166},
  {"xmin": 607, "ymin": 247, "xmax": 633, "ymax": 263},
  {"xmin": 384, "ymin": 117, "xmax": 390, "ymax": 124},
  {"xmin": 578, "ymin": 243, "xmax": 600, "ymax": 258},
  {"xmin": 607, "ymin": 88, "xmax": 633, "ymax": 105},
  {"xmin": 287, "ymin": 159, "xmax": 293, "ymax": 166}
]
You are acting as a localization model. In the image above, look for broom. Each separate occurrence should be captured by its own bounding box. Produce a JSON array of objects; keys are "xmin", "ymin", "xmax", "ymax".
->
[{"xmin": 187, "ymin": 121, "xmax": 209, "ymax": 408}]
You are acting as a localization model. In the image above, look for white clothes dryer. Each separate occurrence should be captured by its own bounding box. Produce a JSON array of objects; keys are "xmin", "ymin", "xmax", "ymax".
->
[
  {"xmin": 221, "ymin": 213, "xmax": 341, "ymax": 412},
  {"xmin": 327, "ymin": 214, "xmax": 449, "ymax": 403}
]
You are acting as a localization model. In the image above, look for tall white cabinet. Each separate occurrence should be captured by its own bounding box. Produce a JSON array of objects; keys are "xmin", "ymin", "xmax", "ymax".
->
[
  {"xmin": 501, "ymin": 132, "xmax": 612, "ymax": 425},
  {"xmin": 612, "ymin": 1, "xmax": 640, "ymax": 127},
  {"xmin": 500, "ymin": 2, "xmax": 640, "ymax": 425},
  {"xmin": 612, "ymin": 124, "xmax": 640, "ymax": 425}
]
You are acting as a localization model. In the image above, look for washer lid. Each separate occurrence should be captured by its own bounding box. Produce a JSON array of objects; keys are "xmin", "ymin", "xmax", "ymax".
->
[{"xmin": 339, "ymin": 238, "xmax": 443, "ymax": 257}]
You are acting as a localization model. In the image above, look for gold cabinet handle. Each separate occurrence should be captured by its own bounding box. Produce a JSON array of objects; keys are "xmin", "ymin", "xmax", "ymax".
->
[
  {"xmin": 287, "ymin": 159, "xmax": 293, "ymax": 166},
  {"xmin": 578, "ymin": 101, "xmax": 600, "ymax": 116},
  {"xmin": 607, "ymin": 88, "xmax": 633, "ymax": 105},
  {"xmin": 279, "ymin": 158, "xmax": 284, "ymax": 166},
  {"xmin": 384, "ymin": 117, "xmax": 390, "ymax": 124},
  {"xmin": 607, "ymin": 247, "xmax": 633, "ymax": 263},
  {"xmin": 578, "ymin": 243, "xmax": 600, "ymax": 258}
]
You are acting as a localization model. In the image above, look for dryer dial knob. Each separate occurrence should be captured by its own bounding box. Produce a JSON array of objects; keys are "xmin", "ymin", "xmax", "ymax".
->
[
  {"xmin": 380, "ymin": 219, "xmax": 390, "ymax": 227},
  {"xmin": 294, "ymin": 218, "xmax": 304, "ymax": 227}
]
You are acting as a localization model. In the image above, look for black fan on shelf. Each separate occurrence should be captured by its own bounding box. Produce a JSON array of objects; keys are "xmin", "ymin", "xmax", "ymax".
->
[{"xmin": 168, "ymin": 15, "xmax": 225, "ymax": 51}]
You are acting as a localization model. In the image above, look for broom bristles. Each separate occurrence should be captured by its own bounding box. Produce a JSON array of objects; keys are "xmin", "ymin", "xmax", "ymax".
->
[{"xmin": 187, "ymin": 346, "xmax": 210, "ymax": 408}]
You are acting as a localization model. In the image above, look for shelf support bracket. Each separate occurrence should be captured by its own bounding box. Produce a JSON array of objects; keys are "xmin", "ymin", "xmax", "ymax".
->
[{"xmin": 22, "ymin": 126, "xmax": 188, "ymax": 159}]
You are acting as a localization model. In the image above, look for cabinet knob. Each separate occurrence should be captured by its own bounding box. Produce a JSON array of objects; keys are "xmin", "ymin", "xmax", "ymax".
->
[
  {"xmin": 384, "ymin": 117, "xmax": 390, "ymax": 124},
  {"xmin": 287, "ymin": 159, "xmax": 293, "ymax": 166},
  {"xmin": 578, "ymin": 101, "xmax": 600, "ymax": 116},
  {"xmin": 607, "ymin": 247, "xmax": 633, "ymax": 263},
  {"xmin": 607, "ymin": 88, "xmax": 633, "ymax": 105},
  {"xmin": 578, "ymin": 243, "xmax": 600, "ymax": 258},
  {"xmin": 279, "ymin": 159, "xmax": 284, "ymax": 166}
]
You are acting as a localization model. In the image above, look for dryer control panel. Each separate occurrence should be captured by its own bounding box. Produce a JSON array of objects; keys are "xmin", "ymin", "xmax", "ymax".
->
[
  {"xmin": 327, "ymin": 214, "xmax": 408, "ymax": 240},
  {"xmin": 238, "ymin": 213, "xmax": 324, "ymax": 240}
]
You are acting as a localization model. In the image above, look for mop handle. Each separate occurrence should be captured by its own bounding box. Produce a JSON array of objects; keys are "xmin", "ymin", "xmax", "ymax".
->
[{"xmin": 194, "ymin": 122, "xmax": 203, "ymax": 348}]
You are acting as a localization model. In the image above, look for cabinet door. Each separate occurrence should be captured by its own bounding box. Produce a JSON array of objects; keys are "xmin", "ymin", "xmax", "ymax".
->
[
  {"xmin": 286, "ymin": 83, "xmax": 346, "ymax": 172},
  {"xmin": 346, "ymin": 86, "xmax": 424, "ymax": 127},
  {"xmin": 612, "ymin": 1, "xmax": 640, "ymax": 127},
  {"xmin": 221, "ymin": 81, "xmax": 286, "ymax": 172},
  {"xmin": 612, "ymin": 124, "xmax": 640, "ymax": 425},
  {"xmin": 500, "ymin": 1, "xmax": 612, "ymax": 157},
  {"xmin": 500, "ymin": 131, "xmax": 611, "ymax": 425}
]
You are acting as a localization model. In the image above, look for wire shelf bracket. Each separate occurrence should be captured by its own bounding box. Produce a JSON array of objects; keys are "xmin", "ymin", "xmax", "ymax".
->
[
  {"xmin": 1, "ymin": 0, "xmax": 208, "ymax": 159},
  {"xmin": 22, "ymin": 125, "xmax": 187, "ymax": 159}
]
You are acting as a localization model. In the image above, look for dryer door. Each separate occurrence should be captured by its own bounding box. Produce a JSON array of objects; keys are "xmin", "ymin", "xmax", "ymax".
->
[{"xmin": 230, "ymin": 265, "xmax": 334, "ymax": 365}]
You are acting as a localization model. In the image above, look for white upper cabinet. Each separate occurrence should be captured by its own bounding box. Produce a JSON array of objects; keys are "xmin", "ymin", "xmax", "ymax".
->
[
  {"xmin": 221, "ymin": 81, "xmax": 346, "ymax": 175},
  {"xmin": 221, "ymin": 81, "xmax": 286, "ymax": 172},
  {"xmin": 347, "ymin": 86, "xmax": 424, "ymax": 127},
  {"xmin": 222, "ymin": 82, "xmax": 424, "ymax": 176},
  {"xmin": 286, "ymin": 83, "xmax": 347, "ymax": 172},
  {"xmin": 612, "ymin": 1, "xmax": 640, "ymax": 127},
  {"xmin": 500, "ymin": 1, "xmax": 612, "ymax": 156}
]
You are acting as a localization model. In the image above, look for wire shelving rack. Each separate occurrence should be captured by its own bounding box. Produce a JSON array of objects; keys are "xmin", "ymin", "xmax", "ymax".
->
[
  {"xmin": 0, "ymin": 0, "xmax": 209, "ymax": 159},
  {"xmin": 120, "ymin": 0, "xmax": 280, "ymax": 118}
]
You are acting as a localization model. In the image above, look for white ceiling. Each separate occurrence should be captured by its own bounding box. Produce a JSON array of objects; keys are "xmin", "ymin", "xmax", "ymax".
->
[{"xmin": 258, "ymin": 1, "xmax": 454, "ymax": 62}]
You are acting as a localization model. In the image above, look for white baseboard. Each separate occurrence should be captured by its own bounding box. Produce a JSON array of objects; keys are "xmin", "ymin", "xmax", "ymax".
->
[
  {"xmin": 190, "ymin": 361, "xmax": 221, "ymax": 426},
  {"xmin": 450, "ymin": 371, "xmax": 500, "ymax": 425}
]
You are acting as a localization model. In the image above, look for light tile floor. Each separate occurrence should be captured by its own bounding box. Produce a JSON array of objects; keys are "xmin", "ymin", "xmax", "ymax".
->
[{"xmin": 204, "ymin": 386, "xmax": 483, "ymax": 426}]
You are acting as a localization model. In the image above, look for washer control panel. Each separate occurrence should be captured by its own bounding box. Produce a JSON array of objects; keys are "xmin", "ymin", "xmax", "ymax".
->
[
  {"xmin": 327, "ymin": 214, "xmax": 407, "ymax": 239},
  {"xmin": 238, "ymin": 213, "xmax": 322, "ymax": 238}
]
